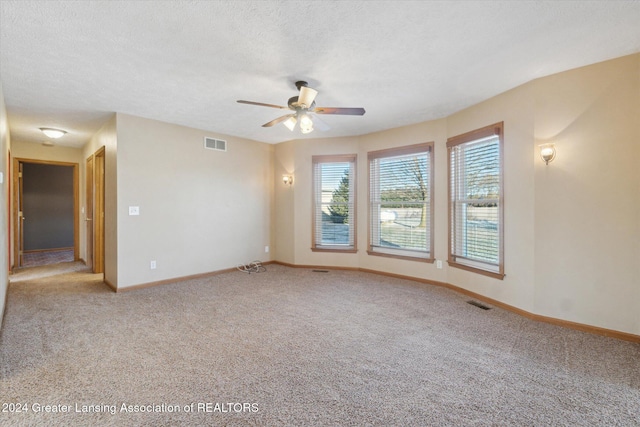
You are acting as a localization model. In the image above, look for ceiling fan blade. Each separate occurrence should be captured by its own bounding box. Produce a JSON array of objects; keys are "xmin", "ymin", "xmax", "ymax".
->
[
  {"xmin": 314, "ymin": 107, "xmax": 366, "ymax": 115},
  {"xmin": 262, "ymin": 114, "xmax": 295, "ymax": 127},
  {"xmin": 298, "ymin": 86, "xmax": 318, "ymax": 108},
  {"xmin": 237, "ymin": 100, "xmax": 289, "ymax": 109},
  {"xmin": 310, "ymin": 114, "xmax": 330, "ymax": 131}
]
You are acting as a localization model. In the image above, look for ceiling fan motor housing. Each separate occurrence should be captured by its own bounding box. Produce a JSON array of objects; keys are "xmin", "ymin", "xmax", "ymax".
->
[
  {"xmin": 236, "ymin": 79, "xmax": 364, "ymax": 131},
  {"xmin": 288, "ymin": 96, "xmax": 315, "ymax": 111}
]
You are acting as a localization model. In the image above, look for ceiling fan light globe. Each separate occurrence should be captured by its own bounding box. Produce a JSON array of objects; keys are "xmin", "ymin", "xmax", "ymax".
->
[
  {"xmin": 299, "ymin": 113, "xmax": 313, "ymax": 127},
  {"xmin": 298, "ymin": 113, "xmax": 314, "ymax": 134},
  {"xmin": 283, "ymin": 116, "xmax": 297, "ymax": 131}
]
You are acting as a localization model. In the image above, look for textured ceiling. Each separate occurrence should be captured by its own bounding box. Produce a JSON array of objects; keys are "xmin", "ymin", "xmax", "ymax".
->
[{"xmin": 1, "ymin": 1, "xmax": 639, "ymax": 147}]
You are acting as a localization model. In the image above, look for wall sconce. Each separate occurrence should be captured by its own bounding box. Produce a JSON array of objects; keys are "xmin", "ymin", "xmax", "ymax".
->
[
  {"xmin": 39, "ymin": 127, "xmax": 67, "ymax": 139},
  {"xmin": 282, "ymin": 175, "xmax": 294, "ymax": 185},
  {"xmin": 539, "ymin": 143, "xmax": 556, "ymax": 165}
]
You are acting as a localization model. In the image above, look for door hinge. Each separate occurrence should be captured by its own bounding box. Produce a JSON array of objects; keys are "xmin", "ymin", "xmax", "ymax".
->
[{"xmin": 18, "ymin": 172, "xmax": 22, "ymax": 178}]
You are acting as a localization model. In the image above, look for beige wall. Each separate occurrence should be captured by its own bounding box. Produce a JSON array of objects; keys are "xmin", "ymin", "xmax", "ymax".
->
[
  {"xmin": 288, "ymin": 137, "xmax": 360, "ymax": 267},
  {"xmin": 2, "ymin": 54, "xmax": 636, "ymax": 336},
  {"xmin": 274, "ymin": 53, "xmax": 640, "ymax": 335},
  {"xmin": 446, "ymin": 77, "xmax": 537, "ymax": 313},
  {"xmin": 0, "ymin": 82, "xmax": 10, "ymax": 327},
  {"xmin": 115, "ymin": 114, "xmax": 273, "ymax": 289},
  {"xmin": 12, "ymin": 141, "xmax": 84, "ymax": 164},
  {"xmin": 357, "ymin": 119, "xmax": 450, "ymax": 282},
  {"xmin": 273, "ymin": 140, "xmax": 296, "ymax": 263},
  {"xmin": 532, "ymin": 54, "xmax": 640, "ymax": 333}
]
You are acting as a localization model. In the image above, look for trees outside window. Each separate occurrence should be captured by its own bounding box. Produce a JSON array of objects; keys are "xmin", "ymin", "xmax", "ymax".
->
[
  {"xmin": 312, "ymin": 155, "xmax": 356, "ymax": 252},
  {"xmin": 447, "ymin": 122, "xmax": 504, "ymax": 279},
  {"xmin": 368, "ymin": 143, "xmax": 433, "ymax": 261}
]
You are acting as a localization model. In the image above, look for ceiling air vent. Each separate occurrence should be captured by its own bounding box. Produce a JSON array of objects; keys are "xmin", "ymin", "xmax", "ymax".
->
[{"xmin": 204, "ymin": 137, "xmax": 227, "ymax": 152}]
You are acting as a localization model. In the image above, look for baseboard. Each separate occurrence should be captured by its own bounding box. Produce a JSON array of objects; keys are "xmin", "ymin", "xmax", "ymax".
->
[
  {"xmin": 101, "ymin": 259, "xmax": 639, "ymax": 343},
  {"xmin": 272, "ymin": 261, "xmax": 640, "ymax": 343},
  {"xmin": 104, "ymin": 279, "xmax": 117, "ymax": 292},
  {"xmin": 114, "ymin": 266, "xmax": 240, "ymax": 293},
  {"xmin": 0, "ymin": 279, "xmax": 9, "ymax": 339},
  {"xmin": 272, "ymin": 260, "xmax": 360, "ymax": 272},
  {"xmin": 23, "ymin": 247, "xmax": 74, "ymax": 254}
]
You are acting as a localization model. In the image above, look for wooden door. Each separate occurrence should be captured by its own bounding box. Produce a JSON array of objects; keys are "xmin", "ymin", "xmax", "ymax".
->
[
  {"xmin": 86, "ymin": 155, "xmax": 94, "ymax": 269},
  {"xmin": 17, "ymin": 162, "xmax": 24, "ymax": 267},
  {"xmin": 7, "ymin": 151, "xmax": 11, "ymax": 272},
  {"xmin": 93, "ymin": 148, "xmax": 105, "ymax": 273}
]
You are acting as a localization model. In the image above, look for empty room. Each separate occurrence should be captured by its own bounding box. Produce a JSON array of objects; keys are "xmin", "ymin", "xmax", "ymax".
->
[{"xmin": 0, "ymin": 1, "xmax": 638, "ymax": 426}]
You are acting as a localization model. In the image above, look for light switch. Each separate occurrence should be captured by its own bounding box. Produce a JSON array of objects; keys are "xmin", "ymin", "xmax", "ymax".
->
[{"xmin": 129, "ymin": 206, "xmax": 140, "ymax": 216}]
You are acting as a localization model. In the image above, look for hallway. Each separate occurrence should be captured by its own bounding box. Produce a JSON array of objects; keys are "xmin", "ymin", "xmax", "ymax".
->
[{"xmin": 21, "ymin": 249, "xmax": 75, "ymax": 268}]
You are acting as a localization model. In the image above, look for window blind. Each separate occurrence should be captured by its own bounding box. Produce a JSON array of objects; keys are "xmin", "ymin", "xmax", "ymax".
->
[
  {"xmin": 368, "ymin": 144, "xmax": 432, "ymax": 260},
  {"xmin": 448, "ymin": 122, "xmax": 504, "ymax": 277},
  {"xmin": 312, "ymin": 156, "xmax": 356, "ymax": 250}
]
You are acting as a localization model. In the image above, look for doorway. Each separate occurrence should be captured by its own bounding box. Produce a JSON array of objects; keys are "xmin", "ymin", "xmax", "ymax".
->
[
  {"xmin": 86, "ymin": 147, "xmax": 105, "ymax": 274},
  {"xmin": 13, "ymin": 159, "xmax": 79, "ymax": 269}
]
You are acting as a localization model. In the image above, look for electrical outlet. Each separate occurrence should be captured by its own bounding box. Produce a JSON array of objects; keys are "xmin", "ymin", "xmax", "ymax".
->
[
  {"xmin": 150, "ymin": 260, "xmax": 156, "ymax": 269},
  {"xmin": 264, "ymin": 246, "xmax": 269, "ymax": 253},
  {"xmin": 129, "ymin": 206, "xmax": 140, "ymax": 216},
  {"xmin": 436, "ymin": 260, "xmax": 443, "ymax": 269}
]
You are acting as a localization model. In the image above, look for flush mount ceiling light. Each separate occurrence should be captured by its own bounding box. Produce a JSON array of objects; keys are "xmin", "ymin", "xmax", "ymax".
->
[
  {"xmin": 39, "ymin": 127, "xmax": 67, "ymax": 139},
  {"xmin": 237, "ymin": 80, "xmax": 365, "ymax": 134}
]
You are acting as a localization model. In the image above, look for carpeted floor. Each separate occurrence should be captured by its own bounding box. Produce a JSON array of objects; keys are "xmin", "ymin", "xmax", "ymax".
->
[
  {"xmin": 1, "ymin": 263, "xmax": 639, "ymax": 426},
  {"xmin": 21, "ymin": 249, "xmax": 74, "ymax": 268}
]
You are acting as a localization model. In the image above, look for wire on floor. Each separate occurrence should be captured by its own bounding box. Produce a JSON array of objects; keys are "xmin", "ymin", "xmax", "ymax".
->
[{"xmin": 236, "ymin": 260, "xmax": 267, "ymax": 274}]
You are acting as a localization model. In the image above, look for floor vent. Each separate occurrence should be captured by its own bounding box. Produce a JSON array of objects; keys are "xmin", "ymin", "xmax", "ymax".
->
[
  {"xmin": 467, "ymin": 300, "xmax": 491, "ymax": 310},
  {"xmin": 204, "ymin": 137, "xmax": 227, "ymax": 152},
  {"xmin": 312, "ymin": 269, "xmax": 329, "ymax": 273}
]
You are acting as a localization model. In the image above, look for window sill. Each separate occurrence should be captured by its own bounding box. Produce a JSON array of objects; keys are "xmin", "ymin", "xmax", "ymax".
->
[
  {"xmin": 311, "ymin": 247, "xmax": 357, "ymax": 254},
  {"xmin": 448, "ymin": 260, "xmax": 505, "ymax": 280},
  {"xmin": 367, "ymin": 250, "xmax": 433, "ymax": 263}
]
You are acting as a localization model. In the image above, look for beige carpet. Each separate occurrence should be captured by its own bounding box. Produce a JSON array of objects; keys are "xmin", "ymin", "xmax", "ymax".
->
[
  {"xmin": 1, "ymin": 262, "xmax": 639, "ymax": 426},
  {"xmin": 21, "ymin": 249, "xmax": 75, "ymax": 268}
]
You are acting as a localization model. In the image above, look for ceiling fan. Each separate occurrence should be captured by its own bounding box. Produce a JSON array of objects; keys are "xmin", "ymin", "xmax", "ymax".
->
[{"xmin": 237, "ymin": 81, "xmax": 365, "ymax": 134}]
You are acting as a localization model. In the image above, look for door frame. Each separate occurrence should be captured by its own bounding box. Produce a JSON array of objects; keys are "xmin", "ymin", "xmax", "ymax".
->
[
  {"xmin": 86, "ymin": 155, "xmax": 94, "ymax": 269},
  {"xmin": 86, "ymin": 147, "xmax": 106, "ymax": 274},
  {"xmin": 13, "ymin": 158, "xmax": 79, "ymax": 269}
]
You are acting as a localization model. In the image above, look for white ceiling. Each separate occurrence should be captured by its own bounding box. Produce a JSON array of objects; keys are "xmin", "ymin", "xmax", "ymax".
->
[{"xmin": 1, "ymin": 1, "xmax": 639, "ymax": 148}]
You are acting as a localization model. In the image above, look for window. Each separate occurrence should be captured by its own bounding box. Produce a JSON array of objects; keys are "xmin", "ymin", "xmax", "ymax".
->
[
  {"xmin": 447, "ymin": 122, "xmax": 504, "ymax": 279},
  {"xmin": 312, "ymin": 155, "xmax": 357, "ymax": 252},
  {"xmin": 368, "ymin": 143, "xmax": 433, "ymax": 261}
]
